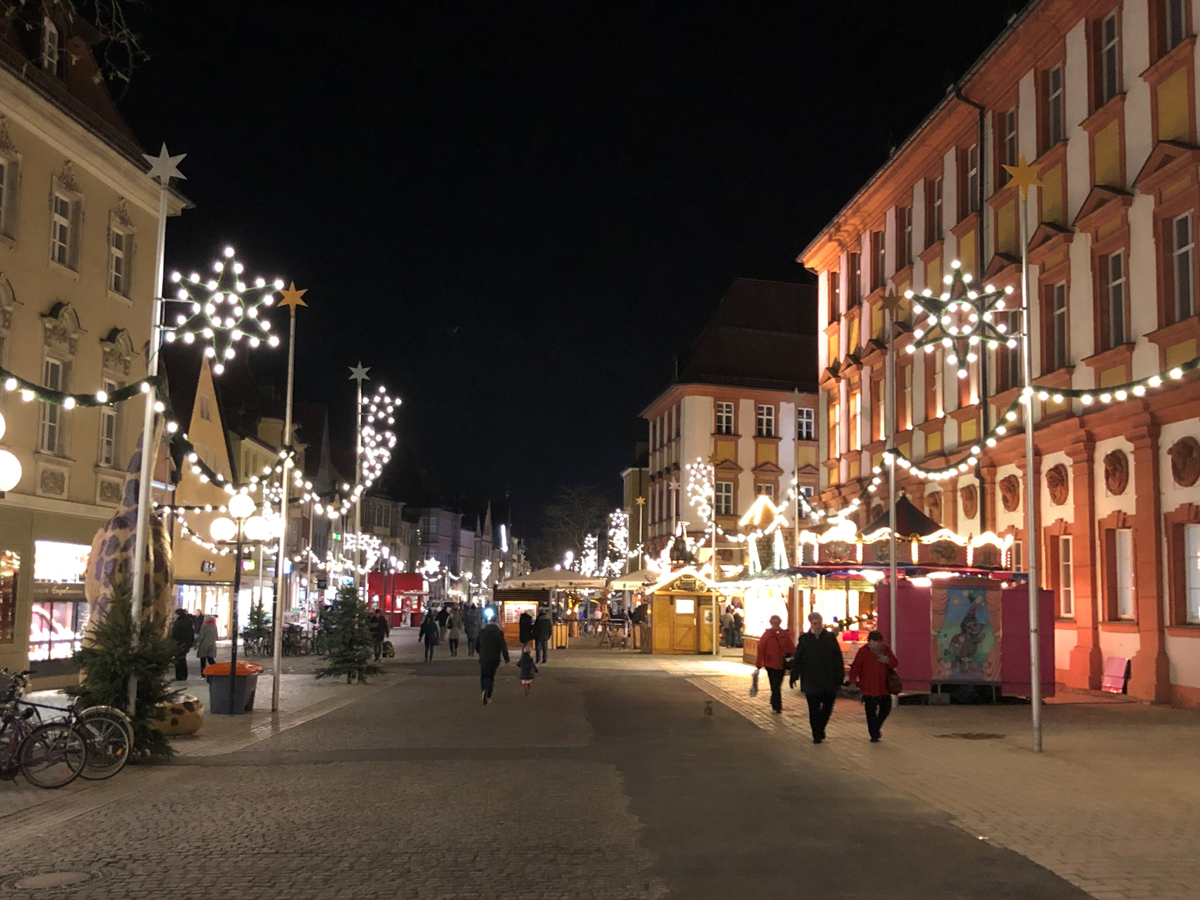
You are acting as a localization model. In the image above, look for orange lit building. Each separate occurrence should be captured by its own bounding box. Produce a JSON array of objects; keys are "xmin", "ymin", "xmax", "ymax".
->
[{"xmin": 800, "ymin": 0, "xmax": 1200, "ymax": 706}]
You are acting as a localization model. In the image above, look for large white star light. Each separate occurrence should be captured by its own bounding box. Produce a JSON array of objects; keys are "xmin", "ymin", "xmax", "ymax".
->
[{"xmin": 162, "ymin": 246, "xmax": 284, "ymax": 374}]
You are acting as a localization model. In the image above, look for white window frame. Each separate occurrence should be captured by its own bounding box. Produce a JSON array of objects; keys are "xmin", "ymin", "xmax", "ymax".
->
[
  {"xmin": 932, "ymin": 176, "xmax": 944, "ymax": 242},
  {"xmin": 1051, "ymin": 281, "xmax": 1069, "ymax": 371},
  {"xmin": 50, "ymin": 191, "xmax": 74, "ymax": 269},
  {"xmin": 108, "ymin": 226, "xmax": 131, "ymax": 297},
  {"xmin": 755, "ymin": 483, "xmax": 774, "ymax": 500},
  {"xmin": 1185, "ymin": 523, "xmax": 1200, "ymax": 623},
  {"xmin": 1173, "ymin": 211, "xmax": 1194, "ymax": 322},
  {"xmin": 1013, "ymin": 539, "xmax": 1024, "ymax": 573},
  {"xmin": 1100, "ymin": 10, "xmax": 1121, "ymax": 105},
  {"xmin": 716, "ymin": 401, "xmax": 734, "ymax": 436},
  {"xmin": 715, "ymin": 481, "xmax": 733, "ymax": 517},
  {"xmin": 1003, "ymin": 108, "xmax": 1018, "ymax": 172},
  {"xmin": 1047, "ymin": 65, "xmax": 1065, "ymax": 147},
  {"xmin": 0, "ymin": 154, "xmax": 16, "ymax": 239},
  {"xmin": 98, "ymin": 377, "xmax": 119, "ymax": 468},
  {"xmin": 800, "ymin": 485, "xmax": 814, "ymax": 499},
  {"xmin": 756, "ymin": 404, "xmax": 775, "ymax": 438},
  {"xmin": 1058, "ymin": 535, "xmax": 1074, "ymax": 618},
  {"xmin": 1107, "ymin": 250, "xmax": 1127, "ymax": 347},
  {"xmin": 872, "ymin": 230, "xmax": 886, "ymax": 291},
  {"xmin": 901, "ymin": 206, "xmax": 913, "ymax": 266},
  {"xmin": 966, "ymin": 145, "xmax": 980, "ymax": 214},
  {"xmin": 41, "ymin": 18, "xmax": 59, "ymax": 72},
  {"xmin": 1116, "ymin": 528, "xmax": 1135, "ymax": 619},
  {"xmin": 39, "ymin": 357, "xmax": 64, "ymax": 454},
  {"xmin": 797, "ymin": 407, "xmax": 815, "ymax": 441}
]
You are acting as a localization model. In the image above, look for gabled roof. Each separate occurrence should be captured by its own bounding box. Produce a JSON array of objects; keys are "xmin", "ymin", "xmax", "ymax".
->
[{"xmin": 862, "ymin": 496, "xmax": 941, "ymax": 538}]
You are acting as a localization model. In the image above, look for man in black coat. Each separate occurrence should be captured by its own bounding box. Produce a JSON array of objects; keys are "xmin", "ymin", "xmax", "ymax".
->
[
  {"xmin": 169, "ymin": 608, "xmax": 196, "ymax": 682},
  {"xmin": 518, "ymin": 609, "xmax": 534, "ymax": 645},
  {"xmin": 533, "ymin": 607, "xmax": 552, "ymax": 664},
  {"xmin": 476, "ymin": 617, "xmax": 510, "ymax": 704},
  {"xmin": 789, "ymin": 612, "xmax": 845, "ymax": 744}
]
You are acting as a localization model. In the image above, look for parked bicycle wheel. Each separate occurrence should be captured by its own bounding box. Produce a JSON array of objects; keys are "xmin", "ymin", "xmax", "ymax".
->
[
  {"xmin": 76, "ymin": 708, "xmax": 132, "ymax": 780},
  {"xmin": 18, "ymin": 722, "xmax": 88, "ymax": 789}
]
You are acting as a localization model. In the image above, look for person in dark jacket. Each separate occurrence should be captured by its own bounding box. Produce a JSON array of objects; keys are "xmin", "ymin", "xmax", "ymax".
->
[
  {"xmin": 169, "ymin": 608, "xmax": 196, "ymax": 681},
  {"xmin": 789, "ymin": 612, "xmax": 845, "ymax": 743},
  {"xmin": 463, "ymin": 604, "xmax": 480, "ymax": 656},
  {"xmin": 533, "ymin": 608, "xmax": 552, "ymax": 663},
  {"xmin": 436, "ymin": 604, "xmax": 450, "ymax": 641},
  {"xmin": 754, "ymin": 615, "xmax": 796, "ymax": 714},
  {"xmin": 370, "ymin": 611, "xmax": 390, "ymax": 662},
  {"xmin": 418, "ymin": 611, "xmax": 439, "ymax": 662},
  {"xmin": 517, "ymin": 640, "xmax": 538, "ymax": 695},
  {"xmin": 518, "ymin": 609, "xmax": 535, "ymax": 644},
  {"xmin": 848, "ymin": 630, "xmax": 900, "ymax": 742},
  {"xmin": 475, "ymin": 617, "xmax": 510, "ymax": 704}
]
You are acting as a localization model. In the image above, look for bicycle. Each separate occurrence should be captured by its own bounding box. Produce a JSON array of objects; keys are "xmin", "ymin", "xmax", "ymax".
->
[
  {"xmin": 0, "ymin": 671, "xmax": 89, "ymax": 789},
  {"xmin": 0, "ymin": 669, "xmax": 132, "ymax": 781}
]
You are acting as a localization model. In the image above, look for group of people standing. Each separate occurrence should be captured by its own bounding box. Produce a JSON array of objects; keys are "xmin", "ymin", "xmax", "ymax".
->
[
  {"xmin": 720, "ymin": 605, "xmax": 745, "ymax": 648},
  {"xmin": 417, "ymin": 602, "xmax": 484, "ymax": 661},
  {"xmin": 755, "ymin": 612, "xmax": 900, "ymax": 743},
  {"xmin": 169, "ymin": 607, "xmax": 218, "ymax": 681}
]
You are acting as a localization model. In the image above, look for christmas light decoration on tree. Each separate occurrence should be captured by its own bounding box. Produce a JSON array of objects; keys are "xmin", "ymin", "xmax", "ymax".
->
[
  {"xmin": 580, "ymin": 533, "xmax": 599, "ymax": 577},
  {"xmin": 162, "ymin": 246, "xmax": 284, "ymax": 375},
  {"xmin": 604, "ymin": 509, "xmax": 630, "ymax": 577},
  {"xmin": 359, "ymin": 384, "xmax": 399, "ymax": 489},
  {"xmin": 685, "ymin": 456, "xmax": 716, "ymax": 536}
]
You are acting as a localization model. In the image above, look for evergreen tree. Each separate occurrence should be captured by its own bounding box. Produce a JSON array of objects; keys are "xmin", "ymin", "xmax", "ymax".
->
[
  {"xmin": 314, "ymin": 585, "xmax": 383, "ymax": 684},
  {"xmin": 246, "ymin": 595, "xmax": 271, "ymax": 644},
  {"xmin": 66, "ymin": 580, "xmax": 177, "ymax": 758}
]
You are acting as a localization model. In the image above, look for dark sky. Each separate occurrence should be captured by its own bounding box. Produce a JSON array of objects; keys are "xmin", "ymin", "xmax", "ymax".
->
[{"xmin": 118, "ymin": 0, "xmax": 1021, "ymax": 540}]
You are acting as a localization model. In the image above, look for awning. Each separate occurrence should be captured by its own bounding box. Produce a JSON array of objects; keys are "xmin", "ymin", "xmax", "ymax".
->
[
  {"xmin": 498, "ymin": 566, "xmax": 608, "ymax": 590},
  {"xmin": 608, "ymin": 568, "xmax": 654, "ymax": 591}
]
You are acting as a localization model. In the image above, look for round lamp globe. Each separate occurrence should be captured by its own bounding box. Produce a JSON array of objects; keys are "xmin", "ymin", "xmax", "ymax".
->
[{"xmin": 210, "ymin": 516, "xmax": 237, "ymax": 543}]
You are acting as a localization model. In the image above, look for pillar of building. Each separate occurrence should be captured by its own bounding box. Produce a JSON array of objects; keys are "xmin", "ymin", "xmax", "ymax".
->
[
  {"xmin": 1065, "ymin": 440, "xmax": 1102, "ymax": 690},
  {"xmin": 1128, "ymin": 418, "xmax": 1171, "ymax": 703},
  {"xmin": 980, "ymin": 464, "xmax": 998, "ymax": 534}
]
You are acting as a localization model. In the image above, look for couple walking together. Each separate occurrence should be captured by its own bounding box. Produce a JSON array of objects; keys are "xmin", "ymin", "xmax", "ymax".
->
[{"xmin": 755, "ymin": 612, "xmax": 899, "ymax": 743}]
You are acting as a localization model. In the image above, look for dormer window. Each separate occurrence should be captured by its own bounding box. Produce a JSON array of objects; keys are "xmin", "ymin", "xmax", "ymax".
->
[{"xmin": 41, "ymin": 19, "xmax": 59, "ymax": 73}]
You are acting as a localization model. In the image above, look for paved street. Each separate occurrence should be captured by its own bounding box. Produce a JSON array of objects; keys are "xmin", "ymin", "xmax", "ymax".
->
[{"xmin": 1, "ymin": 638, "xmax": 1195, "ymax": 899}]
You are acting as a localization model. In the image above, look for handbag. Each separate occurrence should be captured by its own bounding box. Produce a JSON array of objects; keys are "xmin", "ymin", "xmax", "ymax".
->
[
  {"xmin": 885, "ymin": 668, "xmax": 904, "ymax": 695},
  {"xmin": 749, "ymin": 669, "xmax": 760, "ymax": 697}
]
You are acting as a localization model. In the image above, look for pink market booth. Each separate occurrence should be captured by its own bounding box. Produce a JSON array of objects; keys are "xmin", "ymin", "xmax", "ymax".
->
[{"xmin": 876, "ymin": 576, "xmax": 1055, "ymax": 700}]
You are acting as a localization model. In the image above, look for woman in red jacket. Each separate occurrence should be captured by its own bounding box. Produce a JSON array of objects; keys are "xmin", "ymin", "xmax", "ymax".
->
[
  {"xmin": 754, "ymin": 615, "xmax": 796, "ymax": 714},
  {"xmin": 848, "ymin": 630, "xmax": 899, "ymax": 742}
]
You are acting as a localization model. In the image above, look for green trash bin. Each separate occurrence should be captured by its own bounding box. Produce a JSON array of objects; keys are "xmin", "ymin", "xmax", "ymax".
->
[{"xmin": 203, "ymin": 661, "xmax": 263, "ymax": 715}]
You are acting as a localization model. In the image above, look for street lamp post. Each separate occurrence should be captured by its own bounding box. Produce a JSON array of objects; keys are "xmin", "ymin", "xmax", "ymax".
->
[{"xmin": 210, "ymin": 492, "xmax": 271, "ymax": 715}]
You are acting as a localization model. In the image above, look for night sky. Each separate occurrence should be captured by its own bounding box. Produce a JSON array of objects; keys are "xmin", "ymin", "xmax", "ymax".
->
[{"xmin": 118, "ymin": 0, "xmax": 1020, "ymax": 540}]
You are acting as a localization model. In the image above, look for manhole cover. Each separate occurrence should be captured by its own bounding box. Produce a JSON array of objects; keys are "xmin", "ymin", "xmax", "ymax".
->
[
  {"xmin": 6, "ymin": 870, "xmax": 100, "ymax": 892},
  {"xmin": 934, "ymin": 732, "xmax": 1006, "ymax": 740}
]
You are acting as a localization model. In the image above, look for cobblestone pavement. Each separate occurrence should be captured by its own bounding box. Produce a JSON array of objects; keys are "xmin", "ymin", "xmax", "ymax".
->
[{"xmin": 0, "ymin": 638, "xmax": 1122, "ymax": 899}]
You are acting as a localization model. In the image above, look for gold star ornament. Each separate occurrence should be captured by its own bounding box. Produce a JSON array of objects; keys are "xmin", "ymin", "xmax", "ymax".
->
[
  {"xmin": 1003, "ymin": 154, "xmax": 1043, "ymax": 197},
  {"xmin": 278, "ymin": 282, "xmax": 308, "ymax": 313},
  {"xmin": 879, "ymin": 292, "xmax": 905, "ymax": 316}
]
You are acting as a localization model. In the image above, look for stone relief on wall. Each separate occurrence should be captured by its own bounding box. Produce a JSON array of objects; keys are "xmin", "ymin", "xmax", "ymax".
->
[
  {"xmin": 1046, "ymin": 464, "xmax": 1069, "ymax": 506},
  {"xmin": 999, "ymin": 474, "xmax": 1021, "ymax": 512},
  {"xmin": 925, "ymin": 491, "xmax": 942, "ymax": 524},
  {"xmin": 99, "ymin": 479, "xmax": 123, "ymax": 505},
  {"xmin": 39, "ymin": 468, "xmax": 65, "ymax": 497},
  {"xmin": 1168, "ymin": 437, "xmax": 1200, "ymax": 487},
  {"xmin": 961, "ymin": 484, "xmax": 978, "ymax": 520},
  {"xmin": 1103, "ymin": 449, "xmax": 1129, "ymax": 496}
]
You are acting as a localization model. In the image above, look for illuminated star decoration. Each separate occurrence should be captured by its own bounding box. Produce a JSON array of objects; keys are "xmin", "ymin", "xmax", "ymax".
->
[
  {"xmin": 143, "ymin": 143, "xmax": 186, "ymax": 184},
  {"xmin": 277, "ymin": 282, "xmax": 308, "ymax": 313},
  {"xmin": 904, "ymin": 260, "xmax": 1018, "ymax": 381},
  {"xmin": 1002, "ymin": 154, "xmax": 1044, "ymax": 198},
  {"xmin": 348, "ymin": 362, "xmax": 371, "ymax": 383},
  {"xmin": 163, "ymin": 246, "xmax": 284, "ymax": 375}
]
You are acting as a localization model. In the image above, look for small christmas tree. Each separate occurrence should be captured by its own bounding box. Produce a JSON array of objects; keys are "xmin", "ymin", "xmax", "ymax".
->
[
  {"xmin": 314, "ymin": 585, "xmax": 383, "ymax": 684},
  {"xmin": 245, "ymin": 595, "xmax": 271, "ymax": 646},
  {"xmin": 66, "ymin": 580, "xmax": 177, "ymax": 758}
]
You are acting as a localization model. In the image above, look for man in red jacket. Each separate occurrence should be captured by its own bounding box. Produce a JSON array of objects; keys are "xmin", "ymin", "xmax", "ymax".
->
[
  {"xmin": 754, "ymin": 615, "xmax": 796, "ymax": 714},
  {"xmin": 848, "ymin": 630, "xmax": 900, "ymax": 742}
]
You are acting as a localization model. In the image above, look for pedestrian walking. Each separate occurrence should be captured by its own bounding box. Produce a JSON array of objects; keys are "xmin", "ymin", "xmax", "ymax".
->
[
  {"xmin": 753, "ymin": 615, "xmax": 795, "ymax": 714},
  {"xmin": 435, "ymin": 604, "xmax": 450, "ymax": 641},
  {"xmin": 533, "ymin": 606, "xmax": 552, "ymax": 663},
  {"xmin": 476, "ymin": 616, "xmax": 510, "ymax": 704},
  {"xmin": 518, "ymin": 608, "xmax": 534, "ymax": 644},
  {"xmin": 447, "ymin": 610, "xmax": 462, "ymax": 656},
  {"xmin": 370, "ymin": 611, "xmax": 390, "ymax": 662},
  {"xmin": 419, "ymin": 611, "xmax": 439, "ymax": 662},
  {"xmin": 789, "ymin": 612, "xmax": 845, "ymax": 743},
  {"xmin": 169, "ymin": 608, "xmax": 195, "ymax": 681},
  {"xmin": 848, "ymin": 630, "xmax": 900, "ymax": 743},
  {"xmin": 720, "ymin": 605, "xmax": 735, "ymax": 647},
  {"xmin": 191, "ymin": 608, "xmax": 205, "ymax": 636},
  {"xmin": 195, "ymin": 614, "xmax": 218, "ymax": 677},
  {"xmin": 463, "ymin": 604, "xmax": 480, "ymax": 656},
  {"xmin": 517, "ymin": 640, "xmax": 538, "ymax": 695}
]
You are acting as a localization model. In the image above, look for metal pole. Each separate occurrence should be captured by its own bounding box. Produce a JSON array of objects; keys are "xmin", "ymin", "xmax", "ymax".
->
[
  {"xmin": 354, "ymin": 378, "xmax": 364, "ymax": 598},
  {"xmin": 1019, "ymin": 185, "xmax": 1043, "ymax": 753},
  {"xmin": 229, "ymin": 526, "xmax": 243, "ymax": 716},
  {"xmin": 128, "ymin": 177, "xmax": 171, "ymax": 710},
  {"xmin": 271, "ymin": 307, "xmax": 297, "ymax": 711},
  {"xmin": 886, "ymin": 305, "xmax": 898, "ymax": 649}
]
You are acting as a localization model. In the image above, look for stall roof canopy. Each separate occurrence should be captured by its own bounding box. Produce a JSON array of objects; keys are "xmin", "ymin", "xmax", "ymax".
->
[
  {"xmin": 499, "ymin": 567, "xmax": 607, "ymax": 590},
  {"xmin": 609, "ymin": 568, "xmax": 654, "ymax": 590},
  {"xmin": 862, "ymin": 496, "xmax": 941, "ymax": 537}
]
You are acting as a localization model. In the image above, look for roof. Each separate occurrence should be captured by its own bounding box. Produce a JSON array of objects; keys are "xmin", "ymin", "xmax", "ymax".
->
[
  {"xmin": 862, "ymin": 496, "xmax": 941, "ymax": 538},
  {"xmin": 292, "ymin": 403, "xmax": 329, "ymax": 480},
  {"xmin": 159, "ymin": 345, "xmax": 239, "ymax": 483},
  {"xmin": 646, "ymin": 279, "xmax": 818, "ymax": 411}
]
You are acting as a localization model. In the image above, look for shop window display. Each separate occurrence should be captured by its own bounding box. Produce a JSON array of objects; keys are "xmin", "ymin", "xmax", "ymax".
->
[
  {"xmin": 28, "ymin": 540, "xmax": 89, "ymax": 662},
  {"xmin": 0, "ymin": 550, "xmax": 19, "ymax": 644}
]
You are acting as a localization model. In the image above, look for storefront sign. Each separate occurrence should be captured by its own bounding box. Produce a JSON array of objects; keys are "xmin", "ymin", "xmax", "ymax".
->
[{"xmin": 201, "ymin": 561, "xmax": 217, "ymax": 573}]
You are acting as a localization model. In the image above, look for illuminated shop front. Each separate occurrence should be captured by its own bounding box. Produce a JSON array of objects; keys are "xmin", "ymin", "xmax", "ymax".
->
[{"xmin": 27, "ymin": 540, "xmax": 90, "ymax": 675}]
